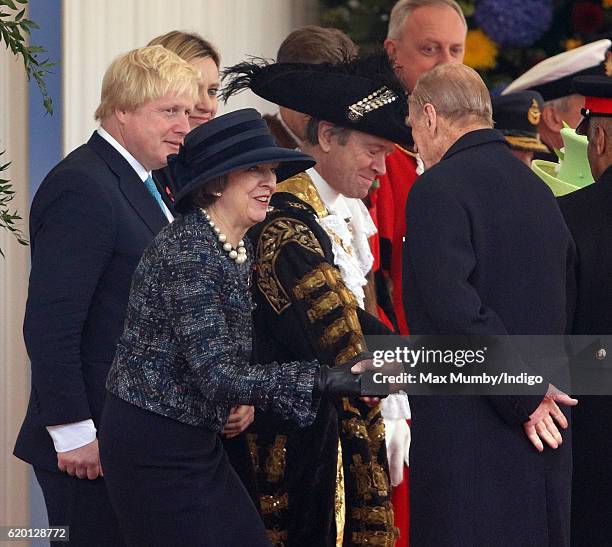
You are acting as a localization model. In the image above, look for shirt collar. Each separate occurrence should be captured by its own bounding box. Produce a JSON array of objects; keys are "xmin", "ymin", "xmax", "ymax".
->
[
  {"xmin": 97, "ymin": 126, "xmax": 150, "ymax": 182},
  {"xmin": 307, "ymin": 167, "xmax": 352, "ymax": 220}
]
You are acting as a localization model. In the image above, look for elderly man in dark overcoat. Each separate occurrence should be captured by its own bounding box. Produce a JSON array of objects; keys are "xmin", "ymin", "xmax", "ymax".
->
[
  {"xmin": 557, "ymin": 75, "xmax": 612, "ymax": 547},
  {"xmin": 402, "ymin": 63, "xmax": 578, "ymax": 546}
]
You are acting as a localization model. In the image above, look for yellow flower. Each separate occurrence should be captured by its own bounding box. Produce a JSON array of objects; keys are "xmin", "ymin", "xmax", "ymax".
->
[
  {"xmin": 603, "ymin": 0, "xmax": 612, "ymax": 9},
  {"xmin": 565, "ymin": 38, "xmax": 583, "ymax": 50},
  {"xmin": 463, "ymin": 29, "xmax": 498, "ymax": 71}
]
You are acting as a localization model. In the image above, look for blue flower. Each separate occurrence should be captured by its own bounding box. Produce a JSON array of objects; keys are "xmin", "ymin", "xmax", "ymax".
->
[{"xmin": 474, "ymin": 0, "xmax": 553, "ymax": 48}]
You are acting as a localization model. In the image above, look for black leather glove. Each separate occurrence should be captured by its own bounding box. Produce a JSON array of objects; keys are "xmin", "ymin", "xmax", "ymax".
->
[
  {"xmin": 316, "ymin": 354, "xmax": 390, "ymax": 398},
  {"xmin": 317, "ymin": 362, "xmax": 363, "ymax": 398}
]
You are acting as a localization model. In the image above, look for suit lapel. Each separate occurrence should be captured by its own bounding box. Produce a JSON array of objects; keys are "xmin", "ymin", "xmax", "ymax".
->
[{"xmin": 88, "ymin": 132, "xmax": 168, "ymax": 235}]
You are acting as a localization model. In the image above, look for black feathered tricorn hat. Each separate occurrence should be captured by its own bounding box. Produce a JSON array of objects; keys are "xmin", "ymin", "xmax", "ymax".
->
[
  {"xmin": 220, "ymin": 52, "xmax": 413, "ymax": 147},
  {"xmin": 168, "ymin": 108, "xmax": 315, "ymax": 213}
]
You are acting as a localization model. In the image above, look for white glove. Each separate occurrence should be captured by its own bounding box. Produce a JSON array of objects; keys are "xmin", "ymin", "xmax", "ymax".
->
[{"xmin": 384, "ymin": 417, "xmax": 411, "ymax": 487}]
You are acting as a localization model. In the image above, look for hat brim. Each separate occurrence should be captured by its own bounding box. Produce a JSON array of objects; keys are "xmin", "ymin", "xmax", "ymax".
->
[
  {"xmin": 504, "ymin": 135, "xmax": 550, "ymax": 153},
  {"xmin": 251, "ymin": 66, "xmax": 413, "ymax": 147},
  {"xmin": 531, "ymin": 159, "xmax": 582, "ymax": 196},
  {"xmin": 575, "ymin": 116, "xmax": 589, "ymax": 136},
  {"xmin": 173, "ymin": 147, "xmax": 315, "ymax": 207}
]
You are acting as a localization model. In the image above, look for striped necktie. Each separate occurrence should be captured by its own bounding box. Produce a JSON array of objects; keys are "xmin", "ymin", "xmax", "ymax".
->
[{"xmin": 143, "ymin": 174, "xmax": 166, "ymax": 213}]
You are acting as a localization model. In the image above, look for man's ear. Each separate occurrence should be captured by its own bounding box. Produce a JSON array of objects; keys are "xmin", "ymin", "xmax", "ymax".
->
[
  {"xmin": 540, "ymin": 104, "xmax": 562, "ymax": 132},
  {"xmin": 595, "ymin": 124, "xmax": 607, "ymax": 156},
  {"xmin": 383, "ymin": 38, "xmax": 396, "ymax": 63},
  {"xmin": 317, "ymin": 120, "xmax": 336, "ymax": 153},
  {"xmin": 115, "ymin": 108, "xmax": 129, "ymax": 124},
  {"xmin": 423, "ymin": 103, "xmax": 437, "ymax": 136}
]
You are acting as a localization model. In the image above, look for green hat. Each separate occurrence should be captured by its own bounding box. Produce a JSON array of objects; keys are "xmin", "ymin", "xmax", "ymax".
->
[{"xmin": 531, "ymin": 125, "xmax": 594, "ymax": 196}]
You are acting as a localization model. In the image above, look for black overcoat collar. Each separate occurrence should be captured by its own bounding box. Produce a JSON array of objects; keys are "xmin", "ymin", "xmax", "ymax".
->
[
  {"xmin": 597, "ymin": 164, "xmax": 612, "ymax": 185},
  {"xmin": 88, "ymin": 131, "xmax": 168, "ymax": 234},
  {"xmin": 441, "ymin": 128, "xmax": 508, "ymax": 162}
]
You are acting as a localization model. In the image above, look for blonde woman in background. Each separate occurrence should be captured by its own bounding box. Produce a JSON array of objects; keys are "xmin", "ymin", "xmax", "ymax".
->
[{"xmin": 148, "ymin": 30, "xmax": 220, "ymax": 127}]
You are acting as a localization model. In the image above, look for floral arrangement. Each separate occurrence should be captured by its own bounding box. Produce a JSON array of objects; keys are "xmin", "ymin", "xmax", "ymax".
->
[{"xmin": 319, "ymin": 0, "xmax": 612, "ymax": 90}]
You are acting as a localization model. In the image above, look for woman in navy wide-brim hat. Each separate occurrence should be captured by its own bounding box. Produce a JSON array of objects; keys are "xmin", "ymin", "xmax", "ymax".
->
[{"xmin": 98, "ymin": 108, "xmax": 379, "ymax": 546}]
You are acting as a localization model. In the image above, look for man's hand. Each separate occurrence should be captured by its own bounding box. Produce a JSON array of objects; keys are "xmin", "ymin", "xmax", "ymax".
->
[
  {"xmin": 523, "ymin": 384, "xmax": 578, "ymax": 452},
  {"xmin": 222, "ymin": 405, "xmax": 255, "ymax": 438},
  {"xmin": 57, "ymin": 439, "xmax": 102, "ymax": 480}
]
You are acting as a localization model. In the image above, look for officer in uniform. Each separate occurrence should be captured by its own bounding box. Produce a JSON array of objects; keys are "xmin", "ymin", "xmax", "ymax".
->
[
  {"xmin": 221, "ymin": 55, "xmax": 410, "ymax": 546},
  {"xmin": 503, "ymin": 39, "xmax": 611, "ymax": 162},
  {"xmin": 491, "ymin": 90, "xmax": 549, "ymax": 166},
  {"xmin": 557, "ymin": 74, "xmax": 612, "ymax": 547}
]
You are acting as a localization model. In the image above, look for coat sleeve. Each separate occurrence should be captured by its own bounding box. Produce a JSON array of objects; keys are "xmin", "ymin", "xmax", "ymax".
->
[
  {"xmin": 23, "ymin": 171, "xmax": 116, "ymax": 425},
  {"xmin": 158, "ymin": 244, "xmax": 319, "ymax": 428},
  {"xmin": 404, "ymin": 181, "xmax": 543, "ymax": 423}
]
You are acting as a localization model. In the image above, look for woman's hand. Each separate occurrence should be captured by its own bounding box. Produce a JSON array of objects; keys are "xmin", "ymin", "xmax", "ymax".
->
[{"xmin": 222, "ymin": 405, "xmax": 255, "ymax": 438}]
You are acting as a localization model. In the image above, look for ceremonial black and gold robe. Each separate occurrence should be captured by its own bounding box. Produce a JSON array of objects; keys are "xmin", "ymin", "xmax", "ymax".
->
[{"xmin": 235, "ymin": 173, "xmax": 398, "ymax": 547}]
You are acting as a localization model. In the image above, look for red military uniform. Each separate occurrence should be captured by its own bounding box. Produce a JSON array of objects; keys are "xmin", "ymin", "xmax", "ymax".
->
[
  {"xmin": 367, "ymin": 145, "xmax": 418, "ymax": 547},
  {"xmin": 371, "ymin": 145, "xmax": 419, "ymax": 335}
]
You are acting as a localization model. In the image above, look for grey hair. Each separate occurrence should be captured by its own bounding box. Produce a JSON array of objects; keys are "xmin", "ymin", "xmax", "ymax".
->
[
  {"xmin": 409, "ymin": 63, "xmax": 493, "ymax": 126},
  {"xmin": 387, "ymin": 0, "xmax": 467, "ymax": 40},
  {"xmin": 544, "ymin": 95, "xmax": 574, "ymax": 114},
  {"xmin": 304, "ymin": 117, "xmax": 352, "ymax": 146}
]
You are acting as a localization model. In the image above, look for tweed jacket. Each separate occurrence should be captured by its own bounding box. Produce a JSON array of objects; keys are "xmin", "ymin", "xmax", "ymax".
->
[{"xmin": 106, "ymin": 208, "xmax": 319, "ymax": 431}]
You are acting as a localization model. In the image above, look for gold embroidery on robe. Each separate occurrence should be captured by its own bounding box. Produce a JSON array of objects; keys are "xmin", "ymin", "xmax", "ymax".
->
[
  {"xmin": 336, "ymin": 338, "xmax": 366, "ymax": 365},
  {"xmin": 351, "ymin": 503, "xmax": 396, "ymax": 527},
  {"xmin": 352, "ymin": 530, "xmax": 399, "ymax": 546},
  {"xmin": 261, "ymin": 492, "xmax": 289, "ymax": 515},
  {"xmin": 350, "ymin": 454, "xmax": 373, "ymax": 501},
  {"xmin": 246, "ymin": 433, "xmax": 260, "ymax": 472},
  {"xmin": 257, "ymin": 218, "xmax": 325, "ymax": 314},
  {"xmin": 366, "ymin": 414, "xmax": 386, "ymax": 456},
  {"xmin": 266, "ymin": 528, "xmax": 288, "ymax": 546},
  {"xmin": 342, "ymin": 417, "xmax": 369, "ymax": 440},
  {"xmin": 335, "ymin": 440, "xmax": 345, "ymax": 547},
  {"xmin": 276, "ymin": 172, "xmax": 328, "ymax": 219},
  {"xmin": 265, "ymin": 435, "xmax": 287, "ymax": 483},
  {"xmin": 292, "ymin": 262, "xmax": 342, "ymax": 300},
  {"xmin": 305, "ymin": 291, "xmax": 343, "ymax": 322},
  {"xmin": 371, "ymin": 460, "xmax": 390, "ymax": 497},
  {"xmin": 343, "ymin": 398, "xmax": 362, "ymax": 415}
]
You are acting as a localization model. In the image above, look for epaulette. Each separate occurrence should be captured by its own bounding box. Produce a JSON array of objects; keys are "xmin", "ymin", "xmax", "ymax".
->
[
  {"xmin": 394, "ymin": 143, "xmax": 418, "ymax": 158},
  {"xmin": 275, "ymin": 172, "xmax": 328, "ymax": 219}
]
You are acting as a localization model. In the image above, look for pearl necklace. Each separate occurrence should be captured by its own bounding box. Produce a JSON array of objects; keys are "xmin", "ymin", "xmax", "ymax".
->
[{"xmin": 201, "ymin": 209, "xmax": 248, "ymax": 264}]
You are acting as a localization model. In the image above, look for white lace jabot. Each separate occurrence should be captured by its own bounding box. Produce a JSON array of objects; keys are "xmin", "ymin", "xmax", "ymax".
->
[{"xmin": 307, "ymin": 168, "xmax": 376, "ymax": 309}]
